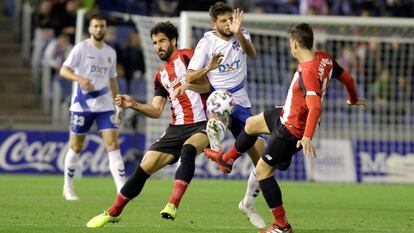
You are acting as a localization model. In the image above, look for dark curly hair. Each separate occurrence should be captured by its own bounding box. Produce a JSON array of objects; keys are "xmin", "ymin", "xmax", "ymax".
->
[
  {"xmin": 150, "ymin": 21, "xmax": 179, "ymax": 42},
  {"xmin": 209, "ymin": 2, "xmax": 233, "ymax": 21}
]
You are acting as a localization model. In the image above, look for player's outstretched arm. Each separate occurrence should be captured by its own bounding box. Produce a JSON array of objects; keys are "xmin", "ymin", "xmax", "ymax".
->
[
  {"xmin": 110, "ymin": 78, "xmax": 123, "ymax": 124},
  {"xmin": 109, "ymin": 78, "xmax": 120, "ymax": 99},
  {"xmin": 60, "ymin": 66, "xmax": 94, "ymax": 91},
  {"xmin": 172, "ymin": 76, "xmax": 212, "ymax": 100},
  {"xmin": 116, "ymin": 95, "xmax": 166, "ymax": 118},
  {"xmin": 186, "ymin": 53, "xmax": 223, "ymax": 83},
  {"xmin": 296, "ymin": 136, "xmax": 316, "ymax": 159},
  {"xmin": 229, "ymin": 8, "xmax": 256, "ymax": 58},
  {"xmin": 337, "ymin": 70, "xmax": 368, "ymax": 108},
  {"xmin": 299, "ymin": 95, "xmax": 322, "ymax": 159},
  {"xmin": 187, "ymin": 76, "xmax": 212, "ymax": 93}
]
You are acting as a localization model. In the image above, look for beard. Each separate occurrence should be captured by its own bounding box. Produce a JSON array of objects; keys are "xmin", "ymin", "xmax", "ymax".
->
[
  {"xmin": 92, "ymin": 33, "xmax": 105, "ymax": 42},
  {"xmin": 158, "ymin": 46, "xmax": 173, "ymax": 61},
  {"xmin": 216, "ymin": 28, "xmax": 233, "ymax": 38}
]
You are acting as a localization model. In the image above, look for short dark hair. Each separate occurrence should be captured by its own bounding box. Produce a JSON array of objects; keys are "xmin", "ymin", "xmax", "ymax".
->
[
  {"xmin": 150, "ymin": 21, "xmax": 179, "ymax": 42},
  {"xmin": 89, "ymin": 14, "xmax": 106, "ymax": 23},
  {"xmin": 209, "ymin": 2, "xmax": 233, "ymax": 21},
  {"xmin": 289, "ymin": 23, "xmax": 314, "ymax": 50}
]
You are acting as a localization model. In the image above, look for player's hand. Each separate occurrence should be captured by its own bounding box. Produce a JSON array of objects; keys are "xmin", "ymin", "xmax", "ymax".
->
[
  {"xmin": 115, "ymin": 105, "xmax": 123, "ymax": 125},
  {"xmin": 347, "ymin": 98, "xmax": 368, "ymax": 109},
  {"xmin": 206, "ymin": 53, "xmax": 223, "ymax": 71},
  {"xmin": 78, "ymin": 77, "xmax": 94, "ymax": 91},
  {"xmin": 229, "ymin": 8, "xmax": 244, "ymax": 35},
  {"xmin": 172, "ymin": 83, "xmax": 187, "ymax": 100},
  {"xmin": 115, "ymin": 94, "xmax": 136, "ymax": 108},
  {"xmin": 296, "ymin": 137, "xmax": 316, "ymax": 159}
]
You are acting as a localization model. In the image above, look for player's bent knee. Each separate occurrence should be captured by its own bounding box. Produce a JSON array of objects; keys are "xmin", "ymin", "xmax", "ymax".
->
[
  {"xmin": 105, "ymin": 141, "xmax": 119, "ymax": 151},
  {"xmin": 180, "ymin": 144, "xmax": 197, "ymax": 163},
  {"xmin": 141, "ymin": 151, "xmax": 174, "ymax": 174},
  {"xmin": 245, "ymin": 117, "xmax": 258, "ymax": 134},
  {"xmin": 255, "ymin": 160, "xmax": 274, "ymax": 180},
  {"xmin": 70, "ymin": 144, "xmax": 83, "ymax": 153}
]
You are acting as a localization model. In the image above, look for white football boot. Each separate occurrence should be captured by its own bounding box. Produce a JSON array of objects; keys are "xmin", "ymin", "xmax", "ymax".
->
[
  {"xmin": 63, "ymin": 187, "xmax": 79, "ymax": 201},
  {"xmin": 238, "ymin": 200, "xmax": 266, "ymax": 229}
]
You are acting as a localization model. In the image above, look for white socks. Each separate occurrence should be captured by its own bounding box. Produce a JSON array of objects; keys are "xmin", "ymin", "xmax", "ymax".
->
[
  {"xmin": 108, "ymin": 149, "xmax": 126, "ymax": 193},
  {"xmin": 64, "ymin": 148, "xmax": 125, "ymax": 193},
  {"xmin": 64, "ymin": 148, "xmax": 79, "ymax": 190},
  {"xmin": 242, "ymin": 170, "xmax": 261, "ymax": 206}
]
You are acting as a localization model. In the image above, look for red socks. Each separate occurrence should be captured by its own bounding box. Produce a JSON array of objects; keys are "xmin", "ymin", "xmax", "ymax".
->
[
  {"xmin": 271, "ymin": 205, "xmax": 289, "ymax": 228},
  {"xmin": 222, "ymin": 145, "xmax": 241, "ymax": 165},
  {"xmin": 108, "ymin": 193, "xmax": 130, "ymax": 217},
  {"xmin": 168, "ymin": 179, "xmax": 189, "ymax": 207}
]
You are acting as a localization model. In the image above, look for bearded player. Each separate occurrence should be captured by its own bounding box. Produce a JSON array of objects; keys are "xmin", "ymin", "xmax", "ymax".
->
[
  {"xmin": 86, "ymin": 21, "xmax": 212, "ymax": 227},
  {"xmin": 60, "ymin": 14, "xmax": 125, "ymax": 201},
  {"xmin": 177, "ymin": 2, "xmax": 266, "ymax": 229}
]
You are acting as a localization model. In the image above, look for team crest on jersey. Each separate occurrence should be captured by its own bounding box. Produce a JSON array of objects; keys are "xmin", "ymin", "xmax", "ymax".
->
[
  {"xmin": 107, "ymin": 57, "xmax": 112, "ymax": 64},
  {"xmin": 232, "ymin": 41, "xmax": 241, "ymax": 51}
]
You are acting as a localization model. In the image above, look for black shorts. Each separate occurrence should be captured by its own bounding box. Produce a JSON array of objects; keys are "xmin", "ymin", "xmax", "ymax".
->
[
  {"xmin": 262, "ymin": 107, "xmax": 301, "ymax": 170},
  {"xmin": 148, "ymin": 121, "xmax": 207, "ymax": 164}
]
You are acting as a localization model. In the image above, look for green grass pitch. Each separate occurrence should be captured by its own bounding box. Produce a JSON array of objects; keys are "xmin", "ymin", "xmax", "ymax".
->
[{"xmin": 0, "ymin": 174, "xmax": 413, "ymax": 233}]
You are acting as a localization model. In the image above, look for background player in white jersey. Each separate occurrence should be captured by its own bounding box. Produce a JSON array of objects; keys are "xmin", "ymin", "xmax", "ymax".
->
[
  {"xmin": 60, "ymin": 14, "xmax": 125, "ymax": 200},
  {"xmin": 184, "ymin": 2, "xmax": 266, "ymax": 229},
  {"xmin": 86, "ymin": 21, "xmax": 212, "ymax": 228}
]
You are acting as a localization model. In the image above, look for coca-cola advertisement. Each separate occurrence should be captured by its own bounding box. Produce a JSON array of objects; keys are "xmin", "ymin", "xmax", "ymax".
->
[{"xmin": 0, "ymin": 130, "xmax": 145, "ymax": 175}]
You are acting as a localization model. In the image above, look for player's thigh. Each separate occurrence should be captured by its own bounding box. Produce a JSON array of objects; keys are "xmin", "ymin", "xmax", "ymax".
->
[
  {"xmin": 245, "ymin": 112, "xmax": 270, "ymax": 135},
  {"xmin": 255, "ymin": 157, "xmax": 276, "ymax": 180},
  {"xmin": 140, "ymin": 150, "xmax": 175, "ymax": 175},
  {"xmin": 261, "ymin": 124, "xmax": 300, "ymax": 171},
  {"xmin": 184, "ymin": 132, "xmax": 209, "ymax": 154},
  {"xmin": 69, "ymin": 133, "xmax": 86, "ymax": 152},
  {"xmin": 228, "ymin": 105, "xmax": 252, "ymax": 137},
  {"xmin": 101, "ymin": 129, "xmax": 119, "ymax": 151},
  {"xmin": 246, "ymin": 137, "xmax": 265, "ymax": 165},
  {"xmin": 96, "ymin": 111, "xmax": 118, "ymax": 132},
  {"xmin": 70, "ymin": 111, "xmax": 95, "ymax": 134}
]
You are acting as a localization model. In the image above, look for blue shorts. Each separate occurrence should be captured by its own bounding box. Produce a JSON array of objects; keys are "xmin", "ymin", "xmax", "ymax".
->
[
  {"xmin": 228, "ymin": 104, "xmax": 263, "ymax": 139},
  {"xmin": 70, "ymin": 111, "xmax": 118, "ymax": 134}
]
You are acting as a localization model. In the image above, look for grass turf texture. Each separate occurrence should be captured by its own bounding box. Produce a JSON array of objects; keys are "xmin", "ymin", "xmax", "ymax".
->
[{"xmin": 0, "ymin": 174, "xmax": 413, "ymax": 233}]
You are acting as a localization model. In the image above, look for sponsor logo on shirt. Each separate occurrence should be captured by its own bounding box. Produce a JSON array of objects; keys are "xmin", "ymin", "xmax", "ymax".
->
[
  {"xmin": 90, "ymin": 65, "xmax": 108, "ymax": 74},
  {"xmin": 161, "ymin": 72, "xmax": 185, "ymax": 91},
  {"xmin": 218, "ymin": 59, "xmax": 241, "ymax": 72}
]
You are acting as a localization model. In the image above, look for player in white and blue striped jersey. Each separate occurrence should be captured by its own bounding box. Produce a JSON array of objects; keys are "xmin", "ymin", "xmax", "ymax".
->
[{"xmin": 60, "ymin": 14, "xmax": 125, "ymax": 201}]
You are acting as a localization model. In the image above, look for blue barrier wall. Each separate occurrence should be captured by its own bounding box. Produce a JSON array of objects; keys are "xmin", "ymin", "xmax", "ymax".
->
[
  {"xmin": 1, "ymin": 130, "xmax": 413, "ymax": 183},
  {"xmin": 0, "ymin": 130, "xmax": 145, "ymax": 176}
]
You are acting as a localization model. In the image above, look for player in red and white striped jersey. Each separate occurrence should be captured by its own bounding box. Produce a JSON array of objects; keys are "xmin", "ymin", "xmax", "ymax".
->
[
  {"xmin": 208, "ymin": 23, "xmax": 367, "ymax": 233},
  {"xmin": 153, "ymin": 48, "xmax": 208, "ymax": 125},
  {"xmin": 87, "ymin": 21, "xmax": 212, "ymax": 228}
]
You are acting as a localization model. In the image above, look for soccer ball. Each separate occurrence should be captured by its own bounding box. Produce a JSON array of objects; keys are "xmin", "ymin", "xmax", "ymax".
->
[{"xmin": 207, "ymin": 90, "xmax": 235, "ymax": 117}]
